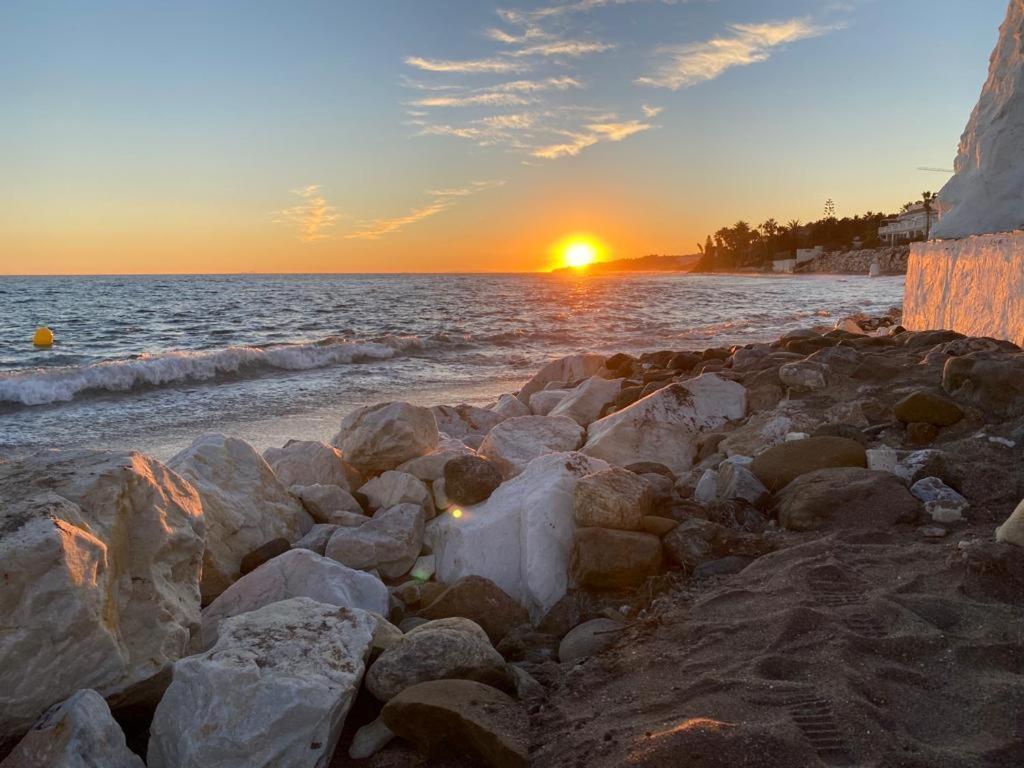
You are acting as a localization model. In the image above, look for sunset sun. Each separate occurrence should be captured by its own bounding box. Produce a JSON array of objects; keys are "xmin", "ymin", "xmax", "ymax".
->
[
  {"xmin": 554, "ymin": 236, "xmax": 605, "ymax": 270},
  {"xmin": 565, "ymin": 242, "xmax": 597, "ymax": 268}
]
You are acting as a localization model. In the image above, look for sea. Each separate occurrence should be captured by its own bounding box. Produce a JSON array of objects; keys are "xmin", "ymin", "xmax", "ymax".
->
[{"xmin": 0, "ymin": 273, "xmax": 905, "ymax": 461}]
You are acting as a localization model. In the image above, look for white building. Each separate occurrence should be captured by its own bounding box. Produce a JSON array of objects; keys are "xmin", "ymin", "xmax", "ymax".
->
[
  {"xmin": 879, "ymin": 203, "xmax": 940, "ymax": 244},
  {"xmin": 772, "ymin": 258, "xmax": 796, "ymax": 273},
  {"xmin": 795, "ymin": 246, "xmax": 823, "ymax": 263}
]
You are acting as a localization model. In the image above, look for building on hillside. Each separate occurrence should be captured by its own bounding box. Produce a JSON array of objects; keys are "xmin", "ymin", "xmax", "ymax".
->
[{"xmin": 878, "ymin": 203, "xmax": 939, "ymax": 244}]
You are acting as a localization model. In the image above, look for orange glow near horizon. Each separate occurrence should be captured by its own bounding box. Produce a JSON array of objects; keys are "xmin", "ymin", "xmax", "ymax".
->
[{"xmin": 550, "ymin": 234, "xmax": 607, "ymax": 271}]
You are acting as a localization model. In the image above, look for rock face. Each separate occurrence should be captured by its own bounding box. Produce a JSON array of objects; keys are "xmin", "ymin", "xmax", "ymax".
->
[
  {"xmin": 431, "ymin": 404, "xmax": 506, "ymax": 444},
  {"xmin": 419, "ymin": 576, "xmax": 529, "ymax": 644},
  {"xmin": 200, "ymin": 549, "xmax": 389, "ymax": 648},
  {"xmin": 358, "ymin": 471, "xmax": 431, "ymax": 515},
  {"xmin": 325, "ymin": 503, "xmax": 425, "ymax": 580},
  {"xmin": 559, "ymin": 618, "xmax": 623, "ymax": 663},
  {"xmin": 894, "ymin": 390, "xmax": 964, "ymax": 426},
  {"xmin": 365, "ymin": 618, "xmax": 506, "ymax": 701},
  {"xmin": 426, "ymin": 452, "xmax": 609, "ymax": 620},
  {"xmin": 0, "ymin": 451, "xmax": 205, "ymax": 739},
  {"xmin": 517, "ymin": 353, "xmax": 606, "ymax": 404},
  {"xmin": 571, "ymin": 528, "xmax": 662, "ymax": 589},
  {"xmin": 263, "ymin": 440, "xmax": 359, "ymax": 490},
  {"xmin": 942, "ymin": 352, "xmax": 1024, "ymax": 417},
  {"xmin": 478, "ymin": 415, "xmax": 585, "ymax": 479},
  {"xmin": 573, "ymin": 467, "xmax": 652, "ymax": 531},
  {"xmin": 148, "ymin": 598, "xmax": 375, "ymax": 768},
  {"xmin": 381, "ymin": 680, "xmax": 529, "ymax": 768},
  {"xmin": 290, "ymin": 483, "xmax": 363, "ymax": 521},
  {"xmin": 932, "ymin": 0, "xmax": 1024, "ymax": 239},
  {"xmin": 443, "ymin": 455, "xmax": 503, "ymax": 506},
  {"xmin": 168, "ymin": 434, "xmax": 312, "ymax": 601},
  {"xmin": 332, "ymin": 401, "xmax": 439, "ymax": 473},
  {"xmin": 548, "ymin": 376, "xmax": 622, "ymax": 426},
  {"xmin": 0, "ymin": 689, "xmax": 144, "ymax": 768},
  {"xmin": 996, "ymin": 498, "xmax": 1024, "ymax": 546},
  {"xmin": 582, "ymin": 375, "xmax": 747, "ymax": 476},
  {"xmin": 750, "ymin": 436, "xmax": 867, "ymax": 491},
  {"xmin": 775, "ymin": 468, "xmax": 921, "ymax": 531}
]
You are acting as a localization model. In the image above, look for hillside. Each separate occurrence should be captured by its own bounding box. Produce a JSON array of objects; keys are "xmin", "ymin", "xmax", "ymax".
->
[{"xmin": 552, "ymin": 253, "xmax": 701, "ymax": 274}]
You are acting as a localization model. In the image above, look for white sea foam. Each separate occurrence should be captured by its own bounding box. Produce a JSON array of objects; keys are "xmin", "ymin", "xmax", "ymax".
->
[{"xmin": 0, "ymin": 338, "xmax": 400, "ymax": 406}]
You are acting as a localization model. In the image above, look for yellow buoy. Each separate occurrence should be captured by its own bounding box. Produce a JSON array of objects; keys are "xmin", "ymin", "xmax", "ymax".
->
[{"xmin": 33, "ymin": 327, "xmax": 54, "ymax": 347}]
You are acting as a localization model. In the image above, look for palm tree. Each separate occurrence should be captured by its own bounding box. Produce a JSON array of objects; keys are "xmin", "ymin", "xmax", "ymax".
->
[{"xmin": 921, "ymin": 191, "xmax": 936, "ymax": 239}]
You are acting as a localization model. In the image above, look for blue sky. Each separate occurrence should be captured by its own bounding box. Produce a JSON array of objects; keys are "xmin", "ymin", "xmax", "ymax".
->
[{"xmin": 0, "ymin": 0, "xmax": 1009, "ymax": 272}]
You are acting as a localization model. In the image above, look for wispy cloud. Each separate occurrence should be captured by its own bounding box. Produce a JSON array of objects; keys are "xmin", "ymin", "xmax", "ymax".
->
[
  {"xmin": 531, "ymin": 117, "xmax": 652, "ymax": 158},
  {"xmin": 497, "ymin": 0, "xmax": 678, "ymax": 25},
  {"xmin": 274, "ymin": 185, "xmax": 340, "ymax": 242},
  {"xmin": 346, "ymin": 181, "xmax": 505, "ymax": 240},
  {"xmin": 637, "ymin": 18, "xmax": 839, "ymax": 90},
  {"xmin": 405, "ymin": 56, "xmax": 528, "ymax": 74},
  {"xmin": 413, "ymin": 93, "xmax": 533, "ymax": 107},
  {"xmin": 641, "ymin": 104, "xmax": 663, "ymax": 117},
  {"xmin": 511, "ymin": 40, "xmax": 614, "ymax": 57}
]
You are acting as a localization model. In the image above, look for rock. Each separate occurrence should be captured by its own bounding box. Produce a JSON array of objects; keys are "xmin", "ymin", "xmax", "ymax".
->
[
  {"xmin": 263, "ymin": 439, "xmax": 361, "ymax": 491},
  {"xmin": 639, "ymin": 515, "xmax": 678, "ymax": 536},
  {"xmin": 348, "ymin": 716, "xmax": 395, "ymax": 760},
  {"xmin": 548, "ymin": 376, "xmax": 622, "ymax": 426},
  {"xmin": 910, "ymin": 477, "xmax": 970, "ymax": 523},
  {"xmin": 148, "ymin": 598, "xmax": 375, "ymax": 768},
  {"xmin": 200, "ymin": 549, "xmax": 389, "ymax": 648},
  {"xmin": 479, "ymin": 415, "xmax": 585, "ymax": 479},
  {"xmin": 716, "ymin": 459, "xmax": 768, "ymax": 507},
  {"xmin": 382, "ymin": 679, "xmax": 528, "ymax": 768},
  {"xmin": 558, "ymin": 618, "xmax": 623, "ymax": 663},
  {"xmin": 806, "ymin": 345, "xmax": 861, "ymax": 375},
  {"xmin": 0, "ymin": 451, "xmax": 205, "ymax": 739},
  {"xmin": 570, "ymin": 528, "xmax": 662, "ymax": 589},
  {"xmin": 496, "ymin": 628, "xmax": 559, "ymax": 664},
  {"xmin": 942, "ymin": 353, "xmax": 1024, "ymax": 418},
  {"xmin": 325, "ymin": 503, "xmax": 425, "ymax": 580},
  {"xmin": 529, "ymin": 389, "xmax": 570, "ymax": 416},
  {"xmin": 327, "ymin": 509, "xmax": 371, "ymax": 526},
  {"xmin": 0, "ymin": 689, "xmax": 144, "ymax": 768},
  {"xmin": 290, "ymin": 483, "xmax": 363, "ymax": 521},
  {"xmin": 332, "ymin": 401, "xmax": 440, "ymax": 473},
  {"xmin": 492, "ymin": 393, "xmax": 532, "ymax": 418},
  {"xmin": 693, "ymin": 556, "xmax": 753, "ymax": 577},
  {"xmin": 410, "ymin": 553, "xmax": 436, "ymax": 581},
  {"xmin": 582, "ymin": 375, "xmax": 747, "ymax": 476},
  {"xmin": 750, "ymin": 436, "xmax": 867, "ymax": 491},
  {"xmin": 419, "ymin": 576, "xmax": 529, "ymax": 644},
  {"xmin": 517, "ymin": 354, "xmax": 606, "ymax": 405},
  {"xmin": 366, "ymin": 617, "xmax": 506, "ymax": 701},
  {"xmin": 396, "ymin": 435, "xmax": 476, "ymax": 482},
  {"xmin": 894, "ymin": 390, "xmax": 964, "ymax": 426},
  {"xmin": 359, "ymin": 471, "xmax": 431, "ymax": 515},
  {"xmin": 431, "ymin": 404, "xmax": 506, "ymax": 444},
  {"xmin": 432, "ymin": 477, "xmax": 451, "ymax": 510},
  {"xmin": 573, "ymin": 466, "xmax": 652, "ymax": 531},
  {"xmin": 625, "ymin": 461, "xmax": 677, "ymax": 480},
  {"xmin": 905, "ymin": 421, "xmax": 940, "ymax": 446},
  {"xmin": 778, "ymin": 360, "xmax": 829, "ymax": 391},
  {"xmin": 776, "ymin": 468, "xmax": 921, "ymax": 531},
  {"xmin": 813, "ymin": 422, "xmax": 869, "ymax": 446},
  {"xmin": 426, "ymin": 452, "xmax": 609, "ymax": 620},
  {"xmin": 168, "ymin": 434, "xmax": 312, "ymax": 601},
  {"xmin": 693, "ymin": 469, "xmax": 719, "ymax": 505},
  {"xmin": 292, "ymin": 523, "xmax": 339, "ymax": 555},
  {"xmin": 995, "ymin": 498, "xmax": 1024, "ymax": 546},
  {"xmin": 443, "ymin": 455, "xmax": 503, "ymax": 506},
  {"xmin": 238, "ymin": 537, "xmax": 290, "ymax": 575}
]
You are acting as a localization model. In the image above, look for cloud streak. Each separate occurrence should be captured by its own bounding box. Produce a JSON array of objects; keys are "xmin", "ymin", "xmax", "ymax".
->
[
  {"xmin": 637, "ymin": 18, "xmax": 839, "ymax": 90},
  {"xmin": 274, "ymin": 185, "xmax": 340, "ymax": 242},
  {"xmin": 346, "ymin": 181, "xmax": 504, "ymax": 240},
  {"xmin": 405, "ymin": 56, "xmax": 527, "ymax": 74}
]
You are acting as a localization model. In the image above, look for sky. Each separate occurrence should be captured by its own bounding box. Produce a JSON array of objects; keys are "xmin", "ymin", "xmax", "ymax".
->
[{"xmin": 0, "ymin": 0, "xmax": 1010, "ymax": 274}]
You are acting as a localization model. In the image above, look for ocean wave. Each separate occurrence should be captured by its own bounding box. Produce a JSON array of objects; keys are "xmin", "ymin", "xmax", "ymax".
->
[{"xmin": 0, "ymin": 338, "xmax": 404, "ymax": 406}]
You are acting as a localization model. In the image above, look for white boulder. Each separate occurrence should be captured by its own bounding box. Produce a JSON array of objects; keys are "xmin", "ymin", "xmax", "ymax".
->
[
  {"xmin": 529, "ymin": 389, "xmax": 571, "ymax": 416},
  {"xmin": 332, "ymin": 401, "xmax": 439, "ymax": 473},
  {"xmin": 548, "ymin": 376, "xmax": 622, "ymax": 426},
  {"xmin": 426, "ymin": 452, "xmax": 609, "ymax": 620},
  {"xmin": 0, "ymin": 689, "xmax": 144, "ymax": 768},
  {"xmin": 396, "ymin": 434, "xmax": 475, "ymax": 482},
  {"xmin": 325, "ymin": 503, "xmax": 425, "ymax": 580},
  {"xmin": 200, "ymin": 549, "xmax": 389, "ymax": 649},
  {"xmin": 996, "ymin": 497, "xmax": 1024, "ymax": 546},
  {"xmin": 517, "ymin": 353, "xmax": 606, "ymax": 404},
  {"xmin": 0, "ymin": 451, "xmax": 205, "ymax": 739},
  {"xmin": 479, "ymin": 415, "xmax": 585, "ymax": 479},
  {"xmin": 693, "ymin": 469, "xmax": 719, "ymax": 506},
  {"xmin": 263, "ymin": 439, "xmax": 361, "ymax": 491},
  {"xmin": 430, "ymin": 404, "xmax": 506, "ymax": 444},
  {"xmin": 582, "ymin": 375, "xmax": 747, "ymax": 476},
  {"xmin": 290, "ymin": 483, "xmax": 363, "ymax": 521},
  {"xmin": 168, "ymin": 434, "xmax": 313, "ymax": 601},
  {"xmin": 359, "ymin": 471, "xmax": 431, "ymax": 515},
  {"xmin": 779, "ymin": 361, "xmax": 828, "ymax": 391},
  {"xmin": 147, "ymin": 598, "xmax": 375, "ymax": 768},
  {"xmin": 492, "ymin": 393, "xmax": 531, "ymax": 418}
]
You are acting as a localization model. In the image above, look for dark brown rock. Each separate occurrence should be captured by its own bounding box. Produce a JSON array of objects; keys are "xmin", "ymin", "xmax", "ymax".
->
[
  {"xmin": 639, "ymin": 514, "xmax": 678, "ymax": 536},
  {"xmin": 238, "ymin": 538, "xmax": 289, "ymax": 575},
  {"xmin": 443, "ymin": 455, "xmax": 502, "ymax": 506},
  {"xmin": 570, "ymin": 527, "xmax": 662, "ymax": 589},
  {"xmin": 382, "ymin": 679, "xmax": 528, "ymax": 768},
  {"xmin": 775, "ymin": 467, "xmax": 921, "ymax": 531},
  {"xmin": 905, "ymin": 421, "xmax": 940, "ymax": 446},
  {"xmin": 894, "ymin": 390, "xmax": 964, "ymax": 426},
  {"xmin": 750, "ymin": 436, "xmax": 867, "ymax": 491},
  {"xmin": 662, "ymin": 518, "xmax": 770, "ymax": 571},
  {"xmin": 419, "ymin": 576, "xmax": 529, "ymax": 644},
  {"xmin": 943, "ymin": 352, "xmax": 1024, "ymax": 418}
]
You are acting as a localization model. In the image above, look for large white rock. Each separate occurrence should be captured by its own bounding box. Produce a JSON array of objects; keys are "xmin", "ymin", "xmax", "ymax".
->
[
  {"xmin": 478, "ymin": 415, "xmax": 585, "ymax": 479},
  {"xmin": 325, "ymin": 503, "xmax": 425, "ymax": 579},
  {"xmin": 359, "ymin": 471, "xmax": 431, "ymax": 515},
  {"xmin": 0, "ymin": 689, "xmax": 144, "ymax": 768},
  {"xmin": 904, "ymin": 234, "xmax": 1024, "ymax": 346},
  {"xmin": 263, "ymin": 439, "xmax": 361, "ymax": 491},
  {"xmin": 517, "ymin": 353, "xmax": 606, "ymax": 404},
  {"xmin": 529, "ymin": 389, "xmax": 571, "ymax": 416},
  {"xmin": 426, "ymin": 452, "xmax": 609, "ymax": 620},
  {"xmin": 332, "ymin": 401, "xmax": 439, "ymax": 473},
  {"xmin": 148, "ymin": 598, "xmax": 375, "ymax": 768},
  {"xmin": 0, "ymin": 451, "xmax": 205, "ymax": 739},
  {"xmin": 491, "ymin": 393, "xmax": 531, "ymax": 418},
  {"xmin": 932, "ymin": 0, "xmax": 1024, "ymax": 239},
  {"xmin": 996, "ymin": 497, "xmax": 1024, "ymax": 546},
  {"xmin": 430, "ymin": 404, "xmax": 506, "ymax": 444},
  {"xmin": 396, "ymin": 434, "xmax": 475, "ymax": 482},
  {"xmin": 548, "ymin": 376, "xmax": 622, "ymax": 426},
  {"xmin": 290, "ymin": 483, "xmax": 363, "ymax": 521},
  {"xmin": 168, "ymin": 434, "xmax": 313, "ymax": 601},
  {"xmin": 200, "ymin": 549, "xmax": 389, "ymax": 649},
  {"xmin": 582, "ymin": 375, "xmax": 747, "ymax": 476}
]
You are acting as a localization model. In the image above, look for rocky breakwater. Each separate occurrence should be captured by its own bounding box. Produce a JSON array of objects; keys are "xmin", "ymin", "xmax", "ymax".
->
[
  {"xmin": 3, "ymin": 318, "xmax": 1024, "ymax": 766},
  {"xmin": 797, "ymin": 245, "xmax": 909, "ymax": 275}
]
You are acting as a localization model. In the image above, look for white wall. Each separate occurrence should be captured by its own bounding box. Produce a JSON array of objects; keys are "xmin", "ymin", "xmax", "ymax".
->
[{"xmin": 904, "ymin": 233, "xmax": 1024, "ymax": 345}]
